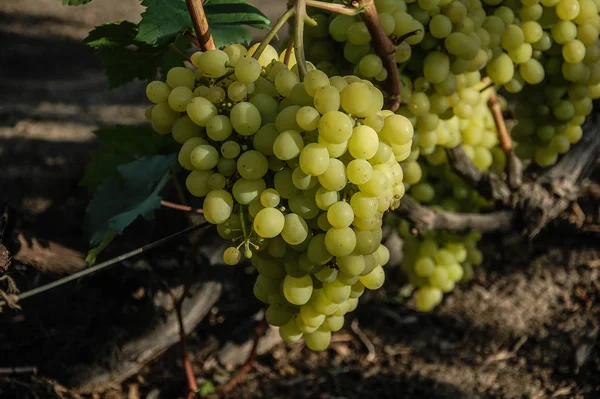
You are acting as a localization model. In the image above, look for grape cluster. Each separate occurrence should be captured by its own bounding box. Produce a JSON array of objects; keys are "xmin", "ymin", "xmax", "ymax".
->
[
  {"xmin": 496, "ymin": 0, "xmax": 600, "ymax": 166},
  {"xmin": 145, "ymin": 44, "xmax": 411, "ymax": 350},
  {"xmin": 400, "ymin": 225, "xmax": 482, "ymax": 311}
]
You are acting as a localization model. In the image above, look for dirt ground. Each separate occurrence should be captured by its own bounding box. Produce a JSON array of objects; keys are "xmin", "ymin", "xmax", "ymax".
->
[{"xmin": 1, "ymin": 1, "xmax": 599, "ymax": 398}]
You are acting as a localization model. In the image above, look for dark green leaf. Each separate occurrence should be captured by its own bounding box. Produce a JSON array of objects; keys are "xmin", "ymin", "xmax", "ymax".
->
[
  {"xmin": 62, "ymin": 0, "xmax": 93, "ymax": 5},
  {"xmin": 84, "ymin": 21, "xmax": 168, "ymax": 88},
  {"xmin": 210, "ymin": 25, "xmax": 252, "ymax": 48},
  {"xmin": 95, "ymin": 125, "xmax": 179, "ymax": 154},
  {"xmin": 85, "ymin": 154, "xmax": 176, "ymax": 245},
  {"xmin": 136, "ymin": 0, "xmax": 269, "ymax": 47},
  {"xmin": 163, "ymin": 34, "xmax": 193, "ymax": 72},
  {"xmin": 136, "ymin": 0, "xmax": 191, "ymax": 46},
  {"xmin": 80, "ymin": 149, "xmax": 132, "ymax": 191}
]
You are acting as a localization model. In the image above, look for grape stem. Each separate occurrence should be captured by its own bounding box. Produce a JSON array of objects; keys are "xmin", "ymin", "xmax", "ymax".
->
[
  {"xmin": 252, "ymin": 8, "xmax": 296, "ymax": 61},
  {"xmin": 185, "ymin": 0, "xmax": 216, "ymax": 51},
  {"xmin": 357, "ymin": 0, "xmax": 401, "ymax": 111},
  {"xmin": 294, "ymin": 0, "xmax": 310, "ymax": 80},
  {"xmin": 161, "ymin": 200, "xmax": 204, "ymax": 214},
  {"xmin": 488, "ymin": 92, "xmax": 523, "ymax": 188},
  {"xmin": 283, "ymin": 38, "xmax": 295, "ymax": 67},
  {"xmin": 305, "ymin": 0, "xmax": 363, "ymax": 16}
]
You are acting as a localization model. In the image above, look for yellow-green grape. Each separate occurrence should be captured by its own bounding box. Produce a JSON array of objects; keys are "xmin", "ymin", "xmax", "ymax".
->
[
  {"xmin": 232, "ymin": 177, "xmax": 266, "ymax": 204},
  {"xmin": 253, "ymin": 207, "xmax": 285, "ymax": 238},
  {"xmin": 190, "ymin": 144, "xmax": 219, "ymax": 170},
  {"xmin": 196, "ymin": 49, "xmax": 230, "ymax": 78},
  {"xmin": 230, "ymin": 102, "xmax": 262, "ymax": 135},
  {"xmin": 172, "ymin": 116, "xmax": 202, "ymax": 144},
  {"xmin": 260, "ymin": 188, "xmax": 280, "ymax": 208},
  {"xmin": 220, "ymin": 140, "xmax": 240, "ymax": 159},
  {"xmin": 279, "ymin": 318, "xmax": 303, "ymax": 342},
  {"xmin": 166, "ymin": 67, "xmax": 195, "ymax": 89},
  {"xmin": 299, "ymin": 143, "xmax": 330, "ymax": 176},
  {"xmin": 223, "ymin": 247, "xmax": 241, "ymax": 265},
  {"xmin": 415, "ymin": 286, "xmax": 443, "ymax": 311},
  {"xmin": 423, "ymin": 51, "xmax": 450, "ymax": 84},
  {"xmin": 347, "ymin": 159, "xmax": 373, "ymax": 185},
  {"xmin": 273, "ymin": 130, "xmax": 304, "ymax": 160},
  {"xmin": 318, "ymin": 158, "xmax": 347, "ymax": 191},
  {"xmin": 358, "ymin": 54, "xmax": 384, "ymax": 78},
  {"xmin": 234, "ymin": 55, "xmax": 261, "ymax": 84},
  {"xmin": 348, "ymin": 125, "xmax": 379, "ymax": 160},
  {"xmin": 146, "ymin": 81, "xmax": 171, "ymax": 103},
  {"xmin": 296, "ymin": 106, "xmax": 321, "ymax": 131},
  {"xmin": 340, "ymin": 82, "xmax": 371, "ymax": 115},
  {"xmin": 323, "ymin": 280, "xmax": 351, "ymax": 304},
  {"xmin": 237, "ymin": 150, "xmax": 269, "ymax": 179},
  {"xmin": 325, "ymin": 227, "xmax": 356, "ymax": 257},
  {"xmin": 187, "ymin": 97, "xmax": 217, "ymax": 127},
  {"xmin": 381, "ymin": 115, "xmax": 414, "ymax": 145},
  {"xmin": 313, "ymin": 85, "xmax": 341, "ymax": 115},
  {"xmin": 304, "ymin": 330, "xmax": 331, "ymax": 351},
  {"xmin": 359, "ymin": 266, "xmax": 385, "ymax": 290},
  {"xmin": 281, "ymin": 213, "xmax": 309, "ymax": 245},
  {"xmin": 224, "ymin": 44, "xmax": 248, "ymax": 66},
  {"xmin": 206, "ymin": 115, "xmax": 233, "ymax": 141},
  {"xmin": 283, "ymin": 274, "xmax": 313, "ymax": 305},
  {"xmin": 178, "ymin": 137, "xmax": 206, "ymax": 170},
  {"xmin": 486, "ymin": 54, "xmax": 515, "ymax": 84},
  {"xmin": 227, "ymin": 81, "xmax": 248, "ymax": 102},
  {"xmin": 186, "ymin": 170, "xmax": 212, "ymax": 197},
  {"xmin": 318, "ymin": 111, "xmax": 353, "ymax": 144},
  {"xmin": 275, "ymin": 69, "xmax": 300, "ymax": 97},
  {"xmin": 304, "ymin": 69, "xmax": 330, "ymax": 96},
  {"xmin": 203, "ymin": 189, "xmax": 233, "ymax": 224},
  {"xmin": 275, "ymin": 105, "xmax": 302, "ymax": 132}
]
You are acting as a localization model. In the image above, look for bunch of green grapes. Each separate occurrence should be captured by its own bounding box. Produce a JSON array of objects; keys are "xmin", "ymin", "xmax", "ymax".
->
[
  {"xmin": 400, "ymin": 224, "xmax": 483, "ymax": 311},
  {"xmin": 144, "ymin": 44, "xmax": 413, "ymax": 351},
  {"xmin": 490, "ymin": 0, "xmax": 600, "ymax": 166}
]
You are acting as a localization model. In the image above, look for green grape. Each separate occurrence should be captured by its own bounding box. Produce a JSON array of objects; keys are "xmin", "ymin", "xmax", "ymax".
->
[
  {"xmin": 207, "ymin": 173, "xmax": 226, "ymax": 190},
  {"xmin": 275, "ymin": 105, "xmax": 302, "ymax": 132},
  {"xmin": 253, "ymin": 207, "xmax": 285, "ymax": 238},
  {"xmin": 230, "ymin": 102, "xmax": 261, "ymax": 135},
  {"xmin": 395, "ymin": 42, "xmax": 412, "ymax": 63},
  {"xmin": 315, "ymin": 186, "xmax": 340, "ymax": 211},
  {"xmin": 411, "ymin": 182, "xmax": 435, "ymax": 202},
  {"xmin": 348, "ymin": 125, "xmax": 379, "ymax": 160},
  {"xmin": 203, "ymin": 189, "xmax": 233, "ymax": 224},
  {"xmin": 273, "ymin": 130, "xmax": 304, "ymax": 160},
  {"xmin": 430, "ymin": 14, "xmax": 452, "ymax": 38},
  {"xmin": 304, "ymin": 330, "xmax": 331, "ymax": 351},
  {"xmin": 562, "ymin": 40, "xmax": 586, "ymax": 63},
  {"xmin": 327, "ymin": 201, "xmax": 354, "ymax": 229},
  {"xmin": 218, "ymin": 157, "xmax": 237, "ymax": 176},
  {"xmin": 275, "ymin": 69, "xmax": 300, "ymax": 97},
  {"xmin": 549, "ymin": 134, "xmax": 571, "ymax": 154},
  {"xmin": 325, "ymin": 227, "xmax": 357, "ymax": 257},
  {"xmin": 206, "ymin": 115, "xmax": 233, "ymax": 141},
  {"xmin": 151, "ymin": 102, "xmax": 179, "ymax": 130},
  {"xmin": 522, "ymin": 21, "xmax": 544, "ymax": 43},
  {"xmin": 186, "ymin": 170, "xmax": 212, "ymax": 197},
  {"xmin": 534, "ymin": 147, "xmax": 558, "ymax": 167},
  {"xmin": 329, "ymin": 15, "xmax": 355, "ymax": 42},
  {"xmin": 166, "ymin": 67, "xmax": 195, "ymax": 89},
  {"xmin": 556, "ymin": 0, "xmax": 581, "ymax": 20},
  {"xmin": 172, "ymin": 116, "xmax": 202, "ymax": 144},
  {"xmin": 296, "ymin": 106, "xmax": 321, "ymax": 131},
  {"xmin": 347, "ymin": 159, "xmax": 373, "ymax": 185},
  {"xmin": 318, "ymin": 111, "xmax": 353, "ymax": 144},
  {"xmin": 187, "ymin": 97, "xmax": 217, "ymax": 127},
  {"xmin": 408, "ymin": 92, "xmax": 431, "ymax": 116},
  {"xmin": 415, "ymin": 286, "xmax": 443, "ymax": 311},
  {"xmin": 283, "ymin": 274, "xmax": 313, "ymax": 305},
  {"xmin": 146, "ymin": 81, "xmax": 171, "ymax": 104},
  {"xmin": 190, "ymin": 144, "xmax": 219, "ymax": 170},
  {"xmin": 207, "ymin": 86, "xmax": 226, "ymax": 104},
  {"xmin": 347, "ymin": 21, "xmax": 371, "ymax": 45},
  {"xmin": 553, "ymin": 100, "xmax": 575, "ymax": 121},
  {"xmin": 193, "ymin": 85, "xmax": 210, "ymax": 98},
  {"xmin": 423, "ymin": 52, "xmax": 450, "ymax": 84},
  {"xmin": 234, "ymin": 56, "xmax": 261, "ymax": 84},
  {"xmin": 415, "ymin": 256, "xmax": 436, "ymax": 277},
  {"xmin": 304, "ymin": 69, "xmax": 330, "ymax": 96},
  {"xmin": 223, "ymin": 247, "xmax": 241, "ymax": 265},
  {"xmin": 299, "ymin": 143, "xmax": 330, "ymax": 176},
  {"xmin": 299, "ymin": 304, "xmax": 325, "ymax": 328},
  {"xmin": 250, "ymin": 93, "xmax": 278, "ymax": 123},
  {"xmin": 232, "ymin": 178, "xmax": 266, "ymax": 204},
  {"xmin": 486, "ymin": 53, "xmax": 515, "ymax": 84},
  {"xmin": 340, "ymin": 82, "xmax": 371, "ymax": 115},
  {"xmin": 220, "ymin": 140, "xmax": 240, "ymax": 159},
  {"xmin": 508, "ymin": 43, "xmax": 533, "ymax": 64},
  {"xmin": 358, "ymin": 54, "xmax": 384, "ymax": 78},
  {"xmin": 501, "ymin": 24, "xmax": 525, "ymax": 51},
  {"xmin": 223, "ymin": 44, "xmax": 247, "ymax": 66},
  {"xmin": 313, "ymin": 85, "xmax": 341, "ymax": 115},
  {"xmin": 291, "ymin": 167, "xmax": 316, "ymax": 190},
  {"xmin": 252, "ymin": 123, "xmax": 278, "ymax": 156},
  {"xmin": 318, "ymin": 158, "xmax": 347, "ymax": 191},
  {"xmin": 237, "ymin": 150, "xmax": 269, "ymax": 179},
  {"xmin": 323, "ymin": 280, "xmax": 351, "ymax": 304},
  {"xmin": 257, "ymin": 189, "xmax": 279, "ymax": 209},
  {"xmin": 359, "ymin": 266, "xmax": 385, "ymax": 290},
  {"xmin": 266, "ymin": 305, "xmax": 294, "ymax": 327},
  {"xmin": 227, "ymin": 81, "xmax": 248, "ymax": 102}
]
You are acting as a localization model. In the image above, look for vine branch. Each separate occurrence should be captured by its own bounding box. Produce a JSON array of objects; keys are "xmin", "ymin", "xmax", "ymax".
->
[
  {"xmin": 185, "ymin": 0, "xmax": 216, "ymax": 51},
  {"xmin": 396, "ymin": 195, "xmax": 515, "ymax": 235},
  {"xmin": 305, "ymin": 0, "xmax": 362, "ymax": 16},
  {"xmin": 358, "ymin": 0, "xmax": 401, "ymax": 111}
]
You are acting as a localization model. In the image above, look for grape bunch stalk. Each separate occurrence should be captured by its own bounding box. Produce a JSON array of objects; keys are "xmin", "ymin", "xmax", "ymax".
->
[{"xmin": 144, "ymin": 8, "xmax": 415, "ymax": 349}]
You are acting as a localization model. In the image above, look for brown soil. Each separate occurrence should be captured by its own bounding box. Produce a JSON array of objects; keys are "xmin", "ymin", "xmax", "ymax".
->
[{"xmin": 1, "ymin": 1, "xmax": 599, "ymax": 399}]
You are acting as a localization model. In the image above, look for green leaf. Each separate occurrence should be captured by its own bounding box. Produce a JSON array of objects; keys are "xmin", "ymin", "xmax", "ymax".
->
[
  {"xmin": 62, "ymin": 0, "xmax": 93, "ymax": 5},
  {"xmin": 84, "ymin": 21, "xmax": 168, "ymax": 88},
  {"xmin": 136, "ymin": 0, "xmax": 269, "ymax": 47},
  {"xmin": 210, "ymin": 25, "xmax": 252, "ymax": 48},
  {"xmin": 95, "ymin": 125, "xmax": 179, "ymax": 154},
  {"xmin": 199, "ymin": 380, "xmax": 216, "ymax": 397},
  {"xmin": 85, "ymin": 154, "xmax": 176, "ymax": 245},
  {"xmin": 80, "ymin": 149, "xmax": 132, "ymax": 191}
]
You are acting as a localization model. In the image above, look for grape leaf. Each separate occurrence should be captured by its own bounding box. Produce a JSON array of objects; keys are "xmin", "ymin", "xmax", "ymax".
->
[
  {"xmin": 62, "ymin": 0, "xmax": 93, "ymax": 5},
  {"xmin": 85, "ymin": 154, "xmax": 177, "ymax": 245},
  {"xmin": 80, "ymin": 149, "xmax": 131, "ymax": 191},
  {"xmin": 136, "ymin": 0, "xmax": 269, "ymax": 47},
  {"xmin": 95, "ymin": 125, "xmax": 179, "ymax": 154}
]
